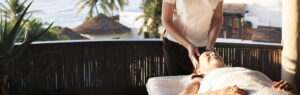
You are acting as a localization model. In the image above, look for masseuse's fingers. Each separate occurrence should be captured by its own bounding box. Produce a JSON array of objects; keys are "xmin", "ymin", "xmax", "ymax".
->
[
  {"xmin": 190, "ymin": 54, "xmax": 198, "ymax": 68},
  {"xmin": 206, "ymin": 46, "xmax": 216, "ymax": 52},
  {"xmin": 196, "ymin": 48, "xmax": 200, "ymax": 56},
  {"xmin": 187, "ymin": 44, "xmax": 199, "ymax": 68}
]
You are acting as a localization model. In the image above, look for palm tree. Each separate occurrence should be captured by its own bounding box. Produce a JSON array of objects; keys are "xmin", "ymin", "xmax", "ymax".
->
[
  {"xmin": 0, "ymin": 0, "xmax": 39, "ymax": 19},
  {"xmin": 75, "ymin": 0, "xmax": 128, "ymax": 19},
  {"xmin": 75, "ymin": 0, "xmax": 98, "ymax": 19},
  {"xmin": 136, "ymin": 0, "xmax": 162, "ymax": 38}
]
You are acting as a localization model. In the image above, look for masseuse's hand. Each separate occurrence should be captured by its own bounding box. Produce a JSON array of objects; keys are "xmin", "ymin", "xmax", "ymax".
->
[
  {"xmin": 206, "ymin": 45, "xmax": 216, "ymax": 52},
  {"xmin": 273, "ymin": 80, "xmax": 299, "ymax": 95},
  {"xmin": 186, "ymin": 44, "xmax": 200, "ymax": 68},
  {"xmin": 215, "ymin": 85, "xmax": 248, "ymax": 95}
]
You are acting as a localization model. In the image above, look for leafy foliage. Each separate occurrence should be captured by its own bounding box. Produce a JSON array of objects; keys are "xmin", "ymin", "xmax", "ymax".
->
[
  {"xmin": 75, "ymin": 0, "xmax": 128, "ymax": 20},
  {"xmin": 136, "ymin": 0, "xmax": 162, "ymax": 38},
  {"xmin": 0, "ymin": 0, "xmax": 39, "ymax": 19},
  {"xmin": 0, "ymin": 2, "xmax": 55, "ymax": 95},
  {"xmin": 5, "ymin": 18, "xmax": 69, "ymax": 42},
  {"xmin": 16, "ymin": 18, "xmax": 69, "ymax": 42}
]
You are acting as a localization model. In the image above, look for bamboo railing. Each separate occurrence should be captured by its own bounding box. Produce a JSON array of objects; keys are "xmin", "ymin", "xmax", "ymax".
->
[{"xmin": 16, "ymin": 39, "xmax": 282, "ymax": 94}]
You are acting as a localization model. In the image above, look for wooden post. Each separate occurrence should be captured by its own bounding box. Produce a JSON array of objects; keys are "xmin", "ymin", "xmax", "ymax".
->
[{"xmin": 282, "ymin": 0, "xmax": 300, "ymax": 90}]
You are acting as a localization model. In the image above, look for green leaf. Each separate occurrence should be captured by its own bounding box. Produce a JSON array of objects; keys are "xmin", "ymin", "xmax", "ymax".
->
[
  {"xmin": 0, "ymin": 22, "xmax": 3, "ymax": 43},
  {"xmin": 3, "ymin": 18, "xmax": 7, "ymax": 43},
  {"xmin": 0, "ymin": 18, "xmax": 9, "ymax": 57},
  {"xmin": 76, "ymin": 2, "xmax": 89, "ymax": 15},
  {"xmin": 6, "ymin": 2, "xmax": 33, "ymax": 54},
  {"xmin": 12, "ymin": 22, "xmax": 54, "ymax": 58},
  {"xmin": 135, "ymin": 15, "xmax": 145, "ymax": 21}
]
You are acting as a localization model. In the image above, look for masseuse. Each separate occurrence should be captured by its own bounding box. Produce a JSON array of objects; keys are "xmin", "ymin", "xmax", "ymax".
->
[{"xmin": 162, "ymin": 0, "xmax": 224, "ymax": 75}]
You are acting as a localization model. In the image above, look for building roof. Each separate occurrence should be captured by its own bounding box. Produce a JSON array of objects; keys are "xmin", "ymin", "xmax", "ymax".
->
[
  {"xmin": 73, "ymin": 14, "xmax": 131, "ymax": 35},
  {"xmin": 252, "ymin": 26, "xmax": 281, "ymax": 43},
  {"xmin": 223, "ymin": 3, "xmax": 247, "ymax": 16},
  {"xmin": 58, "ymin": 27, "xmax": 88, "ymax": 40}
]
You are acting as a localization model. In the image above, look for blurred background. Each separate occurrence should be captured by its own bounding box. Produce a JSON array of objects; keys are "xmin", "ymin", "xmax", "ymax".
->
[{"xmin": 0, "ymin": 0, "xmax": 283, "ymax": 43}]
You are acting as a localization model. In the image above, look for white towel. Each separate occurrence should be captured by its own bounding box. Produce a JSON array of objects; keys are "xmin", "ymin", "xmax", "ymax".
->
[
  {"xmin": 146, "ymin": 75, "xmax": 191, "ymax": 95},
  {"xmin": 146, "ymin": 67, "xmax": 293, "ymax": 95},
  {"xmin": 198, "ymin": 67, "xmax": 293, "ymax": 95}
]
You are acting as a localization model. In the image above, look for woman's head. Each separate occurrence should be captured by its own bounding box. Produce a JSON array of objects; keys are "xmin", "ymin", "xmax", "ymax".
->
[{"xmin": 197, "ymin": 51, "xmax": 226, "ymax": 74}]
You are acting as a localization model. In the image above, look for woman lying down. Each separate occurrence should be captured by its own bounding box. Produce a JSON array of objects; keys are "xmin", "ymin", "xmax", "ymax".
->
[{"xmin": 180, "ymin": 51, "xmax": 299, "ymax": 95}]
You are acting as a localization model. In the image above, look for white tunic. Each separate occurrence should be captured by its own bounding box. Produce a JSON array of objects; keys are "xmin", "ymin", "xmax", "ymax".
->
[{"xmin": 163, "ymin": 0, "xmax": 223, "ymax": 47}]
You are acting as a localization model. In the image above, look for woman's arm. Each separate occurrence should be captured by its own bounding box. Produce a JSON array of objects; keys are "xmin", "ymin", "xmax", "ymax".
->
[
  {"xmin": 272, "ymin": 80, "xmax": 299, "ymax": 95},
  {"xmin": 180, "ymin": 83, "xmax": 248, "ymax": 95},
  {"xmin": 162, "ymin": 2, "xmax": 200, "ymax": 66},
  {"xmin": 180, "ymin": 74, "xmax": 247, "ymax": 95},
  {"xmin": 206, "ymin": 1, "xmax": 224, "ymax": 51},
  {"xmin": 179, "ymin": 77, "xmax": 203, "ymax": 95}
]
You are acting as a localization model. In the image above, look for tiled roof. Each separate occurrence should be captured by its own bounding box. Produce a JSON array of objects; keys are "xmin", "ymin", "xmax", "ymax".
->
[
  {"xmin": 58, "ymin": 27, "xmax": 88, "ymax": 40},
  {"xmin": 73, "ymin": 14, "xmax": 130, "ymax": 35}
]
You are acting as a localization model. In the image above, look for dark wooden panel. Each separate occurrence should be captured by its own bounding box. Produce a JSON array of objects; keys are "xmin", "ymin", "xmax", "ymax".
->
[{"xmin": 13, "ymin": 40, "xmax": 282, "ymax": 94}]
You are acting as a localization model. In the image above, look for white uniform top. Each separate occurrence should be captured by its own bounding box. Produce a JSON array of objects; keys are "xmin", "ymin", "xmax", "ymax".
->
[{"xmin": 163, "ymin": 0, "xmax": 222, "ymax": 47}]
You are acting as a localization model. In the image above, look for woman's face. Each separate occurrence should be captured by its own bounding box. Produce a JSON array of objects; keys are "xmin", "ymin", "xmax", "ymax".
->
[{"xmin": 198, "ymin": 52, "xmax": 226, "ymax": 74}]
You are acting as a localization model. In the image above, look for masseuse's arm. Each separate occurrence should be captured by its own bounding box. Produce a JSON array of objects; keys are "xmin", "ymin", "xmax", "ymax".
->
[
  {"xmin": 206, "ymin": 1, "xmax": 224, "ymax": 51},
  {"xmin": 162, "ymin": 2, "xmax": 200, "ymax": 66}
]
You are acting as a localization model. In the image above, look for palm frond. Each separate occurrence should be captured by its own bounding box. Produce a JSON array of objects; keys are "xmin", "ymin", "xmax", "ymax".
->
[
  {"xmin": 100, "ymin": 3, "xmax": 110, "ymax": 16},
  {"xmin": 88, "ymin": 5, "xmax": 94, "ymax": 17},
  {"xmin": 76, "ymin": 2, "xmax": 89, "ymax": 15},
  {"xmin": 109, "ymin": 0, "xmax": 117, "ymax": 11},
  {"xmin": 6, "ymin": 2, "xmax": 32, "ymax": 54},
  {"xmin": 0, "ymin": 23, "xmax": 3, "ymax": 56},
  {"xmin": 27, "ymin": 10, "xmax": 42, "ymax": 14},
  {"xmin": 20, "ymin": 0, "xmax": 28, "ymax": 7},
  {"xmin": 94, "ymin": 2, "xmax": 100, "ymax": 14},
  {"xmin": 117, "ymin": 0, "xmax": 128, "ymax": 11},
  {"xmin": 135, "ymin": 15, "xmax": 145, "ymax": 21},
  {"xmin": 4, "ymin": 18, "xmax": 7, "ymax": 42},
  {"xmin": 13, "ymin": 22, "xmax": 54, "ymax": 58},
  {"xmin": 0, "ymin": 3, "xmax": 9, "ymax": 11},
  {"xmin": 74, "ymin": 0, "xmax": 87, "ymax": 7},
  {"xmin": 137, "ymin": 0, "xmax": 163, "ymax": 37},
  {"xmin": 0, "ymin": 14, "xmax": 3, "ymax": 43}
]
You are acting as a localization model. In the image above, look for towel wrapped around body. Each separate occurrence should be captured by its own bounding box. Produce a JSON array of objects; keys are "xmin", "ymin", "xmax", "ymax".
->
[
  {"xmin": 146, "ymin": 67, "xmax": 294, "ymax": 95},
  {"xmin": 199, "ymin": 67, "xmax": 293, "ymax": 95}
]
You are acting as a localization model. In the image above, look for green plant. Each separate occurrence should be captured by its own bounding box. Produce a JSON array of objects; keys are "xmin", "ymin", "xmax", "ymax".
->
[
  {"xmin": 75, "ymin": 0, "xmax": 128, "ymax": 20},
  {"xmin": 17, "ymin": 19, "xmax": 69, "ymax": 42},
  {"xmin": 48, "ymin": 25, "xmax": 70, "ymax": 40},
  {"xmin": 4, "ymin": 18, "xmax": 69, "ymax": 42},
  {"xmin": 136, "ymin": 0, "xmax": 162, "ymax": 38},
  {"xmin": 0, "ymin": 2, "xmax": 53, "ymax": 95}
]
